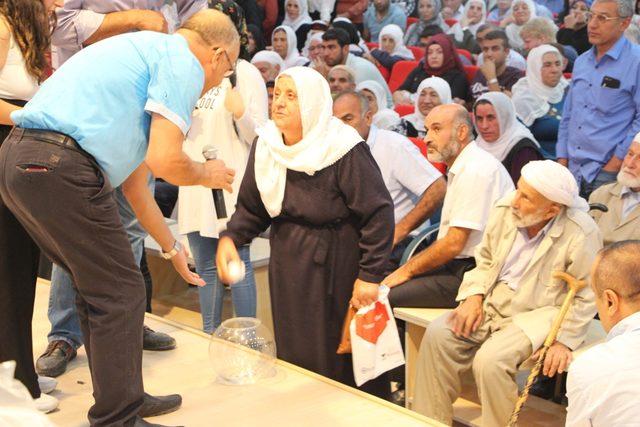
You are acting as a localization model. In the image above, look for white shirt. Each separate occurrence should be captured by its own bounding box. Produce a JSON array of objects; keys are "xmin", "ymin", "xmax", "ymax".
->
[
  {"xmin": 178, "ymin": 60, "xmax": 268, "ymax": 238},
  {"xmin": 438, "ymin": 141, "xmax": 514, "ymax": 258},
  {"xmin": 0, "ymin": 31, "xmax": 39, "ymax": 101},
  {"xmin": 566, "ymin": 311, "xmax": 640, "ymax": 427},
  {"xmin": 621, "ymin": 186, "xmax": 640, "ymax": 220},
  {"xmin": 477, "ymin": 49, "xmax": 527, "ymax": 72},
  {"xmin": 366, "ymin": 126, "xmax": 442, "ymax": 228}
]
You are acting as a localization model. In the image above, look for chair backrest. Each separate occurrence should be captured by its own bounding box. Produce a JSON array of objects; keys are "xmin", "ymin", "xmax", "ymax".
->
[
  {"xmin": 409, "ymin": 45, "xmax": 424, "ymax": 60},
  {"xmin": 366, "ymin": 42, "xmax": 379, "ymax": 50},
  {"xmin": 400, "ymin": 223, "xmax": 440, "ymax": 265},
  {"xmin": 388, "ymin": 60, "xmax": 419, "ymax": 93},
  {"xmin": 406, "ymin": 16, "xmax": 419, "ymax": 27},
  {"xmin": 456, "ymin": 48, "xmax": 473, "ymax": 63},
  {"xmin": 394, "ymin": 104, "xmax": 415, "ymax": 116},
  {"xmin": 444, "ymin": 18, "xmax": 458, "ymax": 27},
  {"xmin": 376, "ymin": 63, "xmax": 391, "ymax": 82},
  {"xmin": 463, "ymin": 65, "xmax": 479, "ymax": 83}
]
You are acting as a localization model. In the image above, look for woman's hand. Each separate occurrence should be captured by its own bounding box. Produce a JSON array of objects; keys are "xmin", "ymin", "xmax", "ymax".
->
[
  {"xmin": 216, "ymin": 236, "xmax": 241, "ymax": 284},
  {"xmin": 350, "ymin": 279, "xmax": 380, "ymax": 309}
]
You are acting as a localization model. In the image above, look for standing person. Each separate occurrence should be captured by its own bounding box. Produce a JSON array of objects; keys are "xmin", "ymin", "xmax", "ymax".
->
[
  {"xmin": 512, "ymin": 44, "xmax": 569, "ymax": 159},
  {"xmin": 216, "ymin": 67, "xmax": 395, "ymax": 396},
  {"xmin": 36, "ymin": 0, "xmax": 209, "ymax": 381},
  {"xmin": 0, "ymin": 9, "xmax": 239, "ymax": 426},
  {"xmin": 179, "ymin": 0, "xmax": 268, "ymax": 334},
  {"xmin": 557, "ymin": 0, "xmax": 640, "ymax": 199},
  {"xmin": 0, "ymin": 0, "xmax": 57, "ymax": 413}
]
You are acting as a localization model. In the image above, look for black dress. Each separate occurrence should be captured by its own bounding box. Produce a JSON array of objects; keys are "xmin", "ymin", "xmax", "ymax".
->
[
  {"xmin": 397, "ymin": 64, "xmax": 470, "ymax": 101},
  {"xmin": 502, "ymin": 138, "xmax": 544, "ymax": 184},
  {"xmin": 223, "ymin": 141, "xmax": 394, "ymax": 392}
]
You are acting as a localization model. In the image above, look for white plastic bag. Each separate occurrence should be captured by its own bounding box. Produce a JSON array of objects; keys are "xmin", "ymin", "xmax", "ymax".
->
[
  {"xmin": 350, "ymin": 286, "xmax": 405, "ymax": 387},
  {"xmin": 0, "ymin": 361, "xmax": 55, "ymax": 427}
]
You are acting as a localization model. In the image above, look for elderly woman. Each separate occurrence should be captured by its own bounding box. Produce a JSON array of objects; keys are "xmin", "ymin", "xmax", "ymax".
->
[
  {"xmin": 302, "ymin": 31, "xmax": 324, "ymax": 60},
  {"xmin": 404, "ymin": 0, "xmax": 450, "ymax": 46},
  {"xmin": 474, "ymin": 92, "xmax": 544, "ymax": 184},
  {"xmin": 216, "ymin": 67, "xmax": 394, "ymax": 395},
  {"xmin": 280, "ymin": 0, "xmax": 312, "ymax": 48},
  {"xmin": 392, "ymin": 77, "xmax": 452, "ymax": 138},
  {"xmin": 366, "ymin": 24, "xmax": 415, "ymax": 73},
  {"xmin": 271, "ymin": 25, "xmax": 309, "ymax": 69},
  {"xmin": 448, "ymin": 0, "xmax": 485, "ymax": 53},
  {"xmin": 356, "ymin": 80, "xmax": 401, "ymax": 130},
  {"xmin": 505, "ymin": 0, "xmax": 536, "ymax": 51},
  {"xmin": 393, "ymin": 33, "xmax": 469, "ymax": 105},
  {"xmin": 512, "ymin": 45, "xmax": 569, "ymax": 159}
]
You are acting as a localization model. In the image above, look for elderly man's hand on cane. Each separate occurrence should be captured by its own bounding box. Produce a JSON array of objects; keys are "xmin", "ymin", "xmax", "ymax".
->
[{"xmin": 532, "ymin": 341, "xmax": 573, "ymax": 377}]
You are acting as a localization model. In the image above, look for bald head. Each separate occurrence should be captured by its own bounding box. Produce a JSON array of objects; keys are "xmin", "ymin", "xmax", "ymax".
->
[
  {"xmin": 424, "ymin": 104, "xmax": 473, "ymax": 165},
  {"xmin": 180, "ymin": 9, "xmax": 240, "ymax": 48}
]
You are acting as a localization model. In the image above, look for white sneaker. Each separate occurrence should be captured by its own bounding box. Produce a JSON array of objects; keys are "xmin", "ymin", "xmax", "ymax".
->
[
  {"xmin": 38, "ymin": 376, "xmax": 57, "ymax": 394},
  {"xmin": 35, "ymin": 393, "xmax": 59, "ymax": 413}
]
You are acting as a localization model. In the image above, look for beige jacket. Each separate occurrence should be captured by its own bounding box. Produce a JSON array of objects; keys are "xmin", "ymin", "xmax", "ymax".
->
[
  {"xmin": 456, "ymin": 192, "xmax": 602, "ymax": 351},
  {"xmin": 589, "ymin": 182, "xmax": 640, "ymax": 246}
]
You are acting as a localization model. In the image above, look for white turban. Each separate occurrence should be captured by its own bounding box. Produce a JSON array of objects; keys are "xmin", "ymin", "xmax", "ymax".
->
[
  {"xmin": 520, "ymin": 160, "xmax": 589, "ymax": 211},
  {"xmin": 251, "ymin": 51, "xmax": 286, "ymax": 71}
]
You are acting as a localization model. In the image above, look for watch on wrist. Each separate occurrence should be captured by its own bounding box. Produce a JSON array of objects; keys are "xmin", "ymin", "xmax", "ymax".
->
[
  {"xmin": 488, "ymin": 78, "xmax": 498, "ymax": 85},
  {"xmin": 161, "ymin": 240, "xmax": 182, "ymax": 260}
]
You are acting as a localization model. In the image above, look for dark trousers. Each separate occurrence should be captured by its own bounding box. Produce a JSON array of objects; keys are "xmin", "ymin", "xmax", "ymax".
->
[
  {"xmin": 389, "ymin": 258, "xmax": 476, "ymax": 309},
  {"xmin": 0, "ymin": 120, "xmax": 41, "ymax": 399},
  {"xmin": 0, "ymin": 129, "xmax": 145, "ymax": 427}
]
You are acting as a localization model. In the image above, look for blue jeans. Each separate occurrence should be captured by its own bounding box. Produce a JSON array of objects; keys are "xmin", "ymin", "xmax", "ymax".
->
[
  {"xmin": 47, "ymin": 184, "xmax": 150, "ymax": 349},
  {"xmin": 187, "ymin": 233, "xmax": 256, "ymax": 334}
]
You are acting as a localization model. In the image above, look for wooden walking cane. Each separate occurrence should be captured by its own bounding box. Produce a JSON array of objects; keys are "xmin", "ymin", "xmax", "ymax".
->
[{"xmin": 507, "ymin": 271, "xmax": 587, "ymax": 427}]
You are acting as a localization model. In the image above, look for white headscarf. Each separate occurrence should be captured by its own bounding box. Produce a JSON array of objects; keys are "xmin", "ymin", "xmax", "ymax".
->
[
  {"xmin": 474, "ymin": 92, "xmax": 539, "ymax": 162},
  {"xmin": 302, "ymin": 31, "xmax": 324, "ymax": 58},
  {"xmin": 251, "ymin": 50, "xmax": 285, "ymax": 72},
  {"xmin": 272, "ymin": 26, "xmax": 309, "ymax": 69},
  {"xmin": 512, "ymin": 45, "xmax": 568, "ymax": 126},
  {"xmin": 255, "ymin": 67, "xmax": 363, "ymax": 217},
  {"xmin": 356, "ymin": 80, "xmax": 400, "ymax": 130},
  {"xmin": 282, "ymin": 0, "xmax": 312, "ymax": 32},
  {"xmin": 450, "ymin": 0, "xmax": 486, "ymax": 41},
  {"xmin": 405, "ymin": 77, "xmax": 452, "ymax": 132},
  {"xmin": 505, "ymin": 0, "xmax": 537, "ymax": 50},
  {"xmin": 378, "ymin": 24, "xmax": 415, "ymax": 60},
  {"xmin": 521, "ymin": 160, "xmax": 589, "ymax": 211}
]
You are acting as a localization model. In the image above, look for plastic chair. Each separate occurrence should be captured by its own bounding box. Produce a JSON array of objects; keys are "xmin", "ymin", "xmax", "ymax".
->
[
  {"xmin": 456, "ymin": 48, "xmax": 473, "ymax": 63},
  {"xmin": 463, "ymin": 65, "xmax": 479, "ymax": 83},
  {"xmin": 444, "ymin": 18, "xmax": 458, "ymax": 27},
  {"xmin": 406, "ymin": 16, "xmax": 419, "ymax": 27},
  {"xmin": 388, "ymin": 60, "xmax": 419, "ymax": 93},
  {"xmin": 409, "ymin": 46, "xmax": 424, "ymax": 60},
  {"xmin": 366, "ymin": 42, "xmax": 379, "ymax": 51},
  {"xmin": 408, "ymin": 137, "xmax": 447, "ymax": 174},
  {"xmin": 563, "ymin": 72, "xmax": 572, "ymax": 80},
  {"xmin": 400, "ymin": 223, "xmax": 440, "ymax": 265},
  {"xmin": 394, "ymin": 104, "xmax": 415, "ymax": 116},
  {"xmin": 376, "ymin": 64, "xmax": 391, "ymax": 82}
]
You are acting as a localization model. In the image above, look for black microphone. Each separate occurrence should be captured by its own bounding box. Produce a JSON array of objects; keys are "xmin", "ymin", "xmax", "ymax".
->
[{"xmin": 202, "ymin": 145, "xmax": 228, "ymax": 219}]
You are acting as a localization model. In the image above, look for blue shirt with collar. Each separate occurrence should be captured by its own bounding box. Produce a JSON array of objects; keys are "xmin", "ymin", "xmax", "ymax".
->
[
  {"xmin": 11, "ymin": 31, "xmax": 204, "ymax": 187},
  {"xmin": 363, "ymin": 4, "xmax": 407, "ymax": 42},
  {"xmin": 557, "ymin": 36, "xmax": 640, "ymax": 185}
]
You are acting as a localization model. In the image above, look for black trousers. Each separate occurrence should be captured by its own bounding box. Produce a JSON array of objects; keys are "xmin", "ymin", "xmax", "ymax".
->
[
  {"xmin": 388, "ymin": 257, "xmax": 476, "ymax": 309},
  {"xmin": 0, "ymin": 129, "xmax": 145, "ymax": 427},
  {"xmin": 0, "ymin": 114, "xmax": 42, "ymax": 399}
]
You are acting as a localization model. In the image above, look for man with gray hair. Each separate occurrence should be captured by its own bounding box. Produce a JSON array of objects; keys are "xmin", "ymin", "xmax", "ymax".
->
[
  {"xmin": 566, "ymin": 240, "xmax": 640, "ymax": 425},
  {"xmin": 558, "ymin": 0, "xmax": 640, "ymax": 198},
  {"xmin": 414, "ymin": 160, "xmax": 601, "ymax": 426},
  {"xmin": 327, "ymin": 65, "xmax": 357, "ymax": 96}
]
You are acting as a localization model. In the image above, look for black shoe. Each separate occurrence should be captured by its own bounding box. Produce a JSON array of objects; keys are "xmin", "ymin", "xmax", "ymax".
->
[
  {"xmin": 139, "ymin": 393, "xmax": 182, "ymax": 418},
  {"xmin": 390, "ymin": 388, "xmax": 405, "ymax": 407},
  {"xmin": 143, "ymin": 326, "xmax": 176, "ymax": 351},
  {"xmin": 133, "ymin": 416, "xmax": 183, "ymax": 427},
  {"xmin": 530, "ymin": 375, "xmax": 556, "ymax": 400},
  {"xmin": 35, "ymin": 340, "xmax": 77, "ymax": 378}
]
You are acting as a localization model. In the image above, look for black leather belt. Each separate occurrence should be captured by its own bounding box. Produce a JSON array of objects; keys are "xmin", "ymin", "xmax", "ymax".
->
[{"xmin": 12, "ymin": 127, "xmax": 81, "ymax": 150}]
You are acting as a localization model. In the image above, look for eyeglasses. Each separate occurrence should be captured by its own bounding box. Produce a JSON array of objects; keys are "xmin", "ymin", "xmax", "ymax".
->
[
  {"xmin": 214, "ymin": 47, "xmax": 236, "ymax": 77},
  {"xmin": 585, "ymin": 11, "xmax": 623, "ymax": 24}
]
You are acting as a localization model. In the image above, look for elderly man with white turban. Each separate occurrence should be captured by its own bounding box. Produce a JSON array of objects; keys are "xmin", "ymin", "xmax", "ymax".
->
[
  {"xmin": 413, "ymin": 160, "xmax": 602, "ymax": 427},
  {"xmin": 251, "ymin": 50, "xmax": 286, "ymax": 82}
]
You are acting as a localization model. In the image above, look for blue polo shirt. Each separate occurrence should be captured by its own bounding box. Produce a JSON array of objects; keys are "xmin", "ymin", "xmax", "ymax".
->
[{"xmin": 11, "ymin": 31, "xmax": 204, "ymax": 187}]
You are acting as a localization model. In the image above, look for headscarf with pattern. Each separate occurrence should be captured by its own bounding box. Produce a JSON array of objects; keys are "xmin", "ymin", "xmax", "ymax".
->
[{"xmin": 208, "ymin": 0, "xmax": 250, "ymax": 60}]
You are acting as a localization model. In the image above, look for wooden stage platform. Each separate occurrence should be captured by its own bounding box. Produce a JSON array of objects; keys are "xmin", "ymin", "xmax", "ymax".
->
[{"xmin": 32, "ymin": 281, "xmax": 443, "ymax": 427}]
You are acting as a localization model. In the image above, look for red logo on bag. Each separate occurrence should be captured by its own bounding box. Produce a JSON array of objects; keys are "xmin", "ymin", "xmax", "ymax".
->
[{"xmin": 355, "ymin": 302, "xmax": 390, "ymax": 344}]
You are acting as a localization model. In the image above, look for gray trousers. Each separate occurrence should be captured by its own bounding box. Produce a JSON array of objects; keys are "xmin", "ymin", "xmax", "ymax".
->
[{"xmin": 413, "ymin": 283, "xmax": 533, "ymax": 426}]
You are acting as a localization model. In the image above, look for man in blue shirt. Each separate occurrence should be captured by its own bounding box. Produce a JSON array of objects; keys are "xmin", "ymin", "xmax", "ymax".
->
[
  {"xmin": 557, "ymin": 0, "xmax": 640, "ymax": 198},
  {"xmin": 0, "ymin": 9, "xmax": 238, "ymax": 427},
  {"xmin": 363, "ymin": 0, "xmax": 407, "ymax": 42}
]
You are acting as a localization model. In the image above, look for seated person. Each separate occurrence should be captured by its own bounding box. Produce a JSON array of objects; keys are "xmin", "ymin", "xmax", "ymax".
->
[
  {"xmin": 414, "ymin": 160, "xmax": 601, "ymax": 427},
  {"xmin": 474, "ymin": 92, "xmax": 544, "ymax": 184},
  {"xmin": 365, "ymin": 24, "xmax": 415, "ymax": 73},
  {"xmin": 476, "ymin": 24, "xmax": 526, "ymax": 71},
  {"xmin": 251, "ymin": 50, "xmax": 285, "ymax": 82},
  {"xmin": 519, "ymin": 17, "xmax": 578, "ymax": 72},
  {"xmin": 333, "ymin": 91, "xmax": 447, "ymax": 267},
  {"xmin": 566, "ymin": 241, "xmax": 640, "ymax": 426},
  {"xmin": 442, "ymin": 0, "xmax": 464, "ymax": 20},
  {"xmin": 271, "ymin": 25, "xmax": 309, "ymax": 69},
  {"xmin": 404, "ymin": 0, "xmax": 451, "ymax": 47},
  {"xmin": 363, "ymin": 0, "xmax": 407, "ymax": 42},
  {"xmin": 504, "ymin": 0, "xmax": 537, "ymax": 52},
  {"xmin": 356, "ymin": 80, "xmax": 401, "ymax": 130},
  {"xmin": 512, "ymin": 44, "xmax": 569, "ymax": 159},
  {"xmin": 448, "ymin": 0, "xmax": 484, "ymax": 54},
  {"xmin": 393, "ymin": 34, "xmax": 469, "ymax": 105},
  {"xmin": 328, "ymin": 65, "xmax": 357, "ymax": 96},
  {"xmin": 589, "ymin": 137, "xmax": 640, "ymax": 245},
  {"xmin": 383, "ymin": 104, "xmax": 514, "ymax": 308},
  {"xmin": 266, "ymin": 80, "xmax": 275, "ymax": 118},
  {"xmin": 415, "ymin": 25, "xmax": 474, "ymax": 65},
  {"xmin": 392, "ymin": 76, "xmax": 453, "ymax": 138},
  {"xmin": 556, "ymin": 0, "xmax": 591, "ymax": 55},
  {"xmin": 471, "ymin": 29, "xmax": 524, "ymax": 101},
  {"xmin": 279, "ymin": 0, "xmax": 312, "ymax": 50},
  {"xmin": 487, "ymin": 0, "xmax": 512, "ymax": 23}
]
